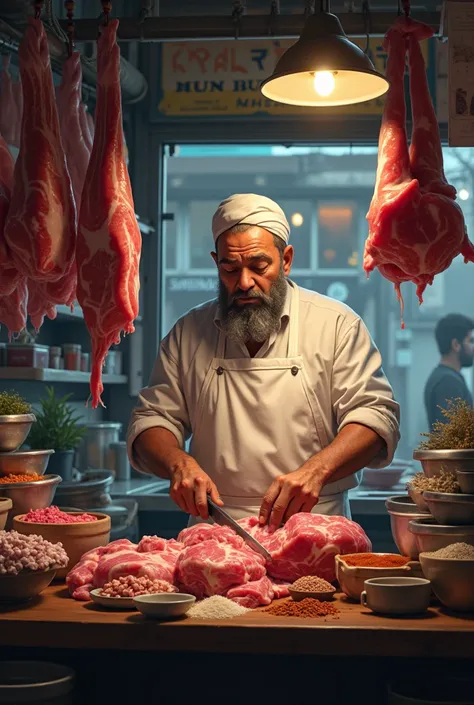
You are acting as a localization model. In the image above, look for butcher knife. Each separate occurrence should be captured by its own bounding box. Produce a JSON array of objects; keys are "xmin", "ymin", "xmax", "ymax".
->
[{"xmin": 207, "ymin": 497, "xmax": 272, "ymax": 562}]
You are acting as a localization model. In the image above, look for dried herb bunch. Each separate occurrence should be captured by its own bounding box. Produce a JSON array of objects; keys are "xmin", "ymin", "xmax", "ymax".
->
[{"xmin": 419, "ymin": 398, "xmax": 474, "ymax": 450}]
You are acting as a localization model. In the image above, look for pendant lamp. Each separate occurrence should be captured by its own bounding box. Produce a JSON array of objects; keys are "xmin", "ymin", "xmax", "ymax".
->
[{"xmin": 261, "ymin": 9, "xmax": 389, "ymax": 107}]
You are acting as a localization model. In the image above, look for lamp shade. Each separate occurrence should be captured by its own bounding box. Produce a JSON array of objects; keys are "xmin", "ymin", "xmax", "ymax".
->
[{"xmin": 261, "ymin": 12, "xmax": 389, "ymax": 107}]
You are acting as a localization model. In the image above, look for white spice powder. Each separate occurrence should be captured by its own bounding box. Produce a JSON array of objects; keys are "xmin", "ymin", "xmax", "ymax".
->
[{"xmin": 188, "ymin": 595, "xmax": 250, "ymax": 619}]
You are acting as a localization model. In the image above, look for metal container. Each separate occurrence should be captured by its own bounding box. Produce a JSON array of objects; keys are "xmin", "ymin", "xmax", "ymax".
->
[
  {"xmin": 7, "ymin": 344, "xmax": 49, "ymax": 369},
  {"xmin": 78, "ymin": 422, "xmax": 122, "ymax": 471},
  {"xmin": 0, "ymin": 661, "xmax": 74, "ymax": 704},
  {"xmin": 423, "ymin": 491, "xmax": 474, "ymax": 525},
  {"xmin": 103, "ymin": 350, "xmax": 121, "ymax": 376},
  {"xmin": 419, "ymin": 552, "xmax": 474, "ymax": 612},
  {"xmin": 0, "ymin": 474, "xmax": 62, "ymax": 527},
  {"xmin": 54, "ymin": 470, "xmax": 114, "ymax": 509},
  {"xmin": 109, "ymin": 441, "xmax": 130, "ymax": 481},
  {"xmin": 413, "ymin": 449, "xmax": 474, "ymax": 478},
  {"xmin": 386, "ymin": 496, "xmax": 430, "ymax": 559},
  {"xmin": 49, "ymin": 346, "xmax": 62, "ymax": 370},
  {"xmin": 0, "ymin": 448, "xmax": 54, "ymax": 477},
  {"xmin": 456, "ymin": 470, "xmax": 474, "ymax": 494},
  {"xmin": 408, "ymin": 517, "xmax": 474, "ymax": 554},
  {"xmin": 0, "ymin": 413, "xmax": 36, "ymax": 453},
  {"xmin": 80, "ymin": 352, "xmax": 90, "ymax": 373},
  {"xmin": 63, "ymin": 343, "xmax": 81, "ymax": 371}
]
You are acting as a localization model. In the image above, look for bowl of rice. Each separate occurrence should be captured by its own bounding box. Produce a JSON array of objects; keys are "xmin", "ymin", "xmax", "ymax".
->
[
  {"xmin": 419, "ymin": 543, "xmax": 474, "ymax": 612},
  {"xmin": 13, "ymin": 507, "xmax": 111, "ymax": 580}
]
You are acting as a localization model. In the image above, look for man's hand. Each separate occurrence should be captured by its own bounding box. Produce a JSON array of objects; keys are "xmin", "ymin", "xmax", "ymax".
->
[
  {"xmin": 259, "ymin": 463, "xmax": 324, "ymax": 528},
  {"xmin": 170, "ymin": 458, "xmax": 223, "ymax": 520}
]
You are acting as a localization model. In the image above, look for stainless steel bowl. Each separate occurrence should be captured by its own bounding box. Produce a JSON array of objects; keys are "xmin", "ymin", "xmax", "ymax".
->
[
  {"xmin": 0, "ymin": 474, "xmax": 62, "ymax": 527},
  {"xmin": 419, "ymin": 553, "xmax": 474, "ymax": 612},
  {"xmin": 409, "ymin": 517, "xmax": 474, "ymax": 554},
  {"xmin": 413, "ymin": 449, "xmax": 474, "ymax": 478},
  {"xmin": 0, "ymin": 449, "xmax": 54, "ymax": 477},
  {"xmin": 0, "ymin": 414, "xmax": 36, "ymax": 453},
  {"xmin": 423, "ymin": 491, "xmax": 474, "ymax": 525},
  {"xmin": 456, "ymin": 470, "xmax": 474, "ymax": 494},
  {"xmin": 385, "ymin": 496, "xmax": 430, "ymax": 559}
]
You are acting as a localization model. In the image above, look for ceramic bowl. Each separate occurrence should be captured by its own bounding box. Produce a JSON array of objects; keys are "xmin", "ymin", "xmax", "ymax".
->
[
  {"xmin": 0, "ymin": 568, "xmax": 56, "ymax": 602},
  {"xmin": 89, "ymin": 589, "xmax": 135, "ymax": 610},
  {"xmin": 133, "ymin": 593, "xmax": 196, "ymax": 620},
  {"xmin": 335, "ymin": 553, "xmax": 422, "ymax": 601},
  {"xmin": 288, "ymin": 586, "xmax": 336, "ymax": 602},
  {"xmin": 361, "ymin": 576, "xmax": 431, "ymax": 615},
  {"xmin": 423, "ymin": 491, "xmax": 474, "ymax": 526},
  {"xmin": 0, "ymin": 497, "xmax": 12, "ymax": 530},
  {"xmin": 13, "ymin": 512, "xmax": 111, "ymax": 579},
  {"xmin": 419, "ymin": 552, "xmax": 474, "ymax": 612}
]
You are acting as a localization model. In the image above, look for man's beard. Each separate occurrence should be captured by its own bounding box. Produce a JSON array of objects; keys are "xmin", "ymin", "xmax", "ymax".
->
[
  {"xmin": 460, "ymin": 347, "xmax": 474, "ymax": 368},
  {"xmin": 218, "ymin": 269, "xmax": 287, "ymax": 345}
]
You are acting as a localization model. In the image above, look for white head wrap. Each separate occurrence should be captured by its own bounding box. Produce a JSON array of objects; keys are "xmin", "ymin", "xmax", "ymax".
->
[{"xmin": 211, "ymin": 193, "xmax": 290, "ymax": 244}]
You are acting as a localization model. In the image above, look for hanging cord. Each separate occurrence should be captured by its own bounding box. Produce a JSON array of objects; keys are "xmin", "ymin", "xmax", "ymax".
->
[
  {"xmin": 33, "ymin": 0, "xmax": 44, "ymax": 20},
  {"xmin": 268, "ymin": 0, "xmax": 280, "ymax": 35},
  {"xmin": 64, "ymin": 1, "xmax": 75, "ymax": 57},
  {"xmin": 362, "ymin": 0, "xmax": 371, "ymax": 54},
  {"xmin": 232, "ymin": 0, "xmax": 245, "ymax": 39}
]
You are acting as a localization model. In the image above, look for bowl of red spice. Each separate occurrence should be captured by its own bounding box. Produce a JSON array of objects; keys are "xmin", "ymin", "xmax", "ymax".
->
[
  {"xmin": 335, "ymin": 553, "xmax": 421, "ymax": 601},
  {"xmin": 13, "ymin": 506, "xmax": 111, "ymax": 580}
]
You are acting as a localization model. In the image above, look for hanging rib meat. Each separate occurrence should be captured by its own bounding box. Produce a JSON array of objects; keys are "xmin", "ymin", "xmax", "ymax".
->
[
  {"xmin": 4, "ymin": 17, "xmax": 76, "ymax": 283},
  {"xmin": 27, "ymin": 280, "xmax": 57, "ymax": 332},
  {"xmin": 0, "ymin": 135, "xmax": 21, "ymax": 296},
  {"xmin": 0, "ymin": 277, "xmax": 27, "ymax": 340},
  {"xmin": 364, "ymin": 17, "xmax": 474, "ymax": 323},
  {"xmin": 0, "ymin": 56, "xmax": 17, "ymax": 146},
  {"xmin": 77, "ymin": 19, "xmax": 141, "ymax": 408}
]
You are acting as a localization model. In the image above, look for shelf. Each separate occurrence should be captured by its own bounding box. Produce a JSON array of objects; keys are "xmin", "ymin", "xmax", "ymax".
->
[
  {"xmin": 56, "ymin": 305, "xmax": 84, "ymax": 320},
  {"xmin": 0, "ymin": 368, "xmax": 128, "ymax": 384}
]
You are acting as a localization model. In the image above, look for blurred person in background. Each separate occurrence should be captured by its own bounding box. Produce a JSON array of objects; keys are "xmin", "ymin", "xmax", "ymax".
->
[{"xmin": 424, "ymin": 314, "xmax": 474, "ymax": 429}]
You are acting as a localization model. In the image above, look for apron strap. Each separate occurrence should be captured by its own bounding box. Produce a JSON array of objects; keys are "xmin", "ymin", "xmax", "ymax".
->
[
  {"xmin": 216, "ymin": 327, "xmax": 226, "ymax": 358},
  {"xmin": 287, "ymin": 282, "xmax": 300, "ymax": 358}
]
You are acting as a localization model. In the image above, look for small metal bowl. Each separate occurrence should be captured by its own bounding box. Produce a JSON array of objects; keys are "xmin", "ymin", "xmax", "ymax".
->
[
  {"xmin": 288, "ymin": 586, "xmax": 336, "ymax": 602},
  {"xmin": 385, "ymin": 496, "xmax": 430, "ymax": 559},
  {"xmin": 0, "ymin": 449, "xmax": 54, "ymax": 477},
  {"xmin": 413, "ymin": 449, "xmax": 474, "ymax": 478},
  {"xmin": 423, "ymin": 491, "xmax": 474, "ymax": 526},
  {"xmin": 409, "ymin": 517, "xmax": 474, "ymax": 554},
  {"xmin": 0, "ymin": 474, "xmax": 62, "ymax": 528},
  {"xmin": 456, "ymin": 470, "xmax": 474, "ymax": 494},
  {"xmin": 0, "ymin": 414, "xmax": 36, "ymax": 453}
]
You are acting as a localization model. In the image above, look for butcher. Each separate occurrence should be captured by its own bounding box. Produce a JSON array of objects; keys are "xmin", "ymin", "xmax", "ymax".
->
[{"xmin": 127, "ymin": 194, "xmax": 400, "ymax": 527}]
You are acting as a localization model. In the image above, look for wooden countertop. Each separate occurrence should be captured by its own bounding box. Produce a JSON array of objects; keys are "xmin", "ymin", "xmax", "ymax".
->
[{"xmin": 2, "ymin": 586, "xmax": 474, "ymax": 658}]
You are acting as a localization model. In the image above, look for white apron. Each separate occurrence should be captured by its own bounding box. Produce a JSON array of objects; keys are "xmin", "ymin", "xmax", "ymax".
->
[{"xmin": 189, "ymin": 283, "xmax": 351, "ymax": 524}]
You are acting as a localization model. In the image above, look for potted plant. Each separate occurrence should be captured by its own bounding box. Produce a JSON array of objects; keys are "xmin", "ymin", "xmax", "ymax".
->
[
  {"xmin": 27, "ymin": 387, "xmax": 86, "ymax": 482},
  {"xmin": 0, "ymin": 390, "xmax": 36, "ymax": 453},
  {"xmin": 413, "ymin": 398, "xmax": 474, "ymax": 478}
]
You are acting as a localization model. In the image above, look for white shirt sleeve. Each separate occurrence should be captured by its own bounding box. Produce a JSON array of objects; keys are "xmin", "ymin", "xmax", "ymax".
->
[
  {"xmin": 126, "ymin": 322, "xmax": 191, "ymax": 473},
  {"xmin": 331, "ymin": 317, "xmax": 401, "ymax": 468}
]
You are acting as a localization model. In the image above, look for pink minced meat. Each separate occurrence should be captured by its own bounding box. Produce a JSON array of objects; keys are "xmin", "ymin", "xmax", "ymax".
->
[{"xmin": 23, "ymin": 506, "xmax": 97, "ymax": 524}]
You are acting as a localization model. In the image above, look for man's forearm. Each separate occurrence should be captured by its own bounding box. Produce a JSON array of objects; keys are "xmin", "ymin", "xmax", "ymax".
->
[
  {"xmin": 307, "ymin": 423, "xmax": 385, "ymax": 485},
  {"xmin": 133, "ymin": 427, "xmax": 189, "ymax": 480}
]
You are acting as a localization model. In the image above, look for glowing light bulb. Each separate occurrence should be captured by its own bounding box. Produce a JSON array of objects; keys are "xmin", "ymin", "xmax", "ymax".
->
[
  {"xmin": 291, "ymin": 212, "xmax": 304, "ymax": 227},
  {"xmin": 313, "ymin": 71, "xmax": 335, "ymax": 97},
  {"xmin": 459, "ymin": 188, "xmax": 470, "ymax": 201}
]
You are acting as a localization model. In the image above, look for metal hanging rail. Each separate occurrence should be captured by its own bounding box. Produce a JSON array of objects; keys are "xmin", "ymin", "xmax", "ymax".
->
[{"xmin": 60, "ymin": 11, "xmax": 441, "ymax": 42}]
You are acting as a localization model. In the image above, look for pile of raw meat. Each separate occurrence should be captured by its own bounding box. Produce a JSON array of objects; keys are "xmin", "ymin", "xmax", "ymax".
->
[
  {"xmin": 0, "ymin": 16, "xmax": 141, "ymax": 407},
  {"xmin": 67, "ymin": 513, "xmax": 371, "ymax": 608},
  {"xmin": 364, "ymin": 17, "xmax": 474, "ymax": 324}
]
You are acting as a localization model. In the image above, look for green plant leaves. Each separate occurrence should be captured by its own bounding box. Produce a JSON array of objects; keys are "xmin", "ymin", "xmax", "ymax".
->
[{"xmin": 27, "ymin": 386, "xmax": 86, "ymax": 452}]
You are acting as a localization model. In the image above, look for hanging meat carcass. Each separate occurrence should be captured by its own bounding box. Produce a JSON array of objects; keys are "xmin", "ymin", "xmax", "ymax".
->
[
  {"xmin": 27, "ymin": 280, "xmax": 57, "ymax": 332},
  {"xmin": 0, "ymin": 277, "xmax": 27, "ymax": 339},
  {"xmin": 77, "ymin": 19, "xmax": 141, "ymax": 408},
  {"xmin": 0, "ymin": 135, "xmax": 21, "ymax": 297},
  {"xmin": 364, "ymin": 17, "xmax": 474, "ymax": 324},
  {"xmin": 0, "ymin": 56, "xmax": 17, "ymax": 146},
  {"xmin": 4, "ymin": 17, "xmax": 76, "ymax": 284}
]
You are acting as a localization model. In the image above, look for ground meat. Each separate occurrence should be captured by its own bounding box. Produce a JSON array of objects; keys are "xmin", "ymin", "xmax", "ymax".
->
[
  {"xmin": 290, "ymin": 576, "xmax": 334, "ymax": 592},
  {"xmin": 263, "ymin": 597, "xmax": 340, "ymax": 618},
  {"xmin": 23, "ymin": 506, "xmax": 98, "ymax": 523},
  {"xmin": 99, "ymin": 575, "xmax": 177, "ymax": 598},
  {"xmin": 0, "ymin": 473, "xmax": 44, "ymax": 483},
  {"xmin": 0, "ymin": 530, "xmax": 68, "ymax": 575}
]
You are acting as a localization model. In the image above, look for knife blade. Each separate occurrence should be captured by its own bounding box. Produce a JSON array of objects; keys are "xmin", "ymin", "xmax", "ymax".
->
[{"xmin": 207, "ymin": 497, "xmax": 272, "ymax": 562}]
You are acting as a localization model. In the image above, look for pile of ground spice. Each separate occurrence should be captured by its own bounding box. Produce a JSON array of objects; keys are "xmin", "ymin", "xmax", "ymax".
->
[
  {"xmin": 23, "ymin": 506, "xmax": 98, "ymax": 524},
  {"xmin": 0, "ymin": 473, "xmax": 44, "ymax": 484},
  {"xmin": 291, "ymin": 576, "xmax": 334, "ymax": 592},
  {"xmin": 188, "ymin": 595, "xmax": 250, "ymax": 619},
  {"xmin": 426, "ymin": 542, "xmax": 474, "ymax": 560},
  {"xmin": 409, "ymin": 472, "xmax": 460, "ymax": 494},
  {"xmin": 263, "ymin": 597, "xmax": 340, "ymax": 618},
  {"xmin": 342, "ymin": 553, "xmax": 410, "ymax": 568}
]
